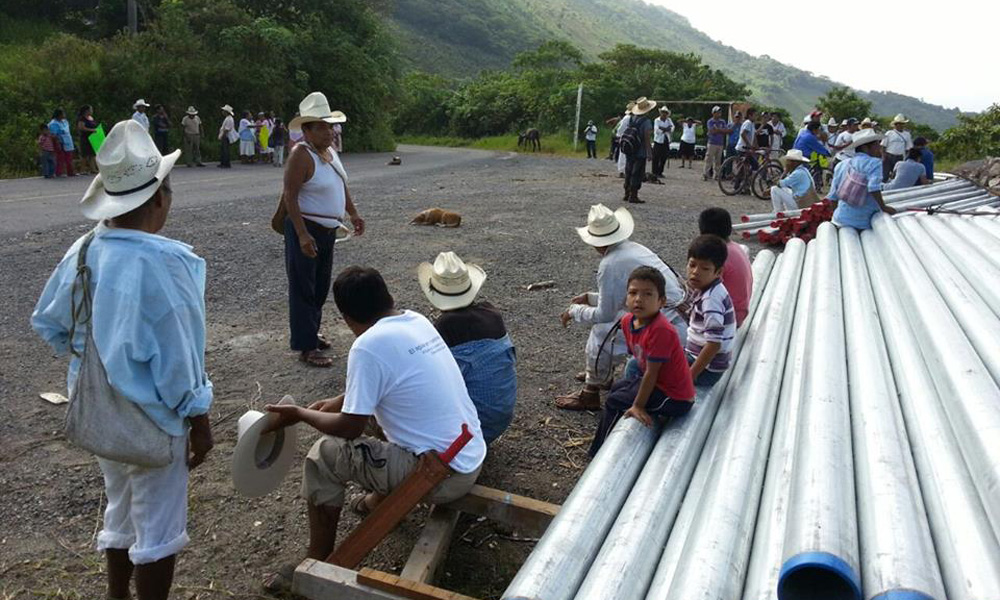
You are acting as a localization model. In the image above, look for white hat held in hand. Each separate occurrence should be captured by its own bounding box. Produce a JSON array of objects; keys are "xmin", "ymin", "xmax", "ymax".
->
[
  {"xmin": 781, "ymin": 149, "xmax": 811, "ymax": 165},
  {"xmin": 576, "ymin": 204, "xmax": 634, "ymax": 247},
  {"xmin": 848, "ymin": 128, "xmax": 884, "ymax": 150},
  {"xmin": 133, "ymin": 98, "xmax": 150, "ymax": 109},
  {"xmin": 232, "ymin": 395, "xmax": 300, "ymax": 498},
  {"xmin": 289, "ymin": 92, "xmax": 348, "ymax": 131},
  {"xmin": 80, "ymin": 120, "xmax": 180, "ymax": 220},
  {"xmin": 418, "ymin": 251, "xmax": 486, "ymax": 311}
]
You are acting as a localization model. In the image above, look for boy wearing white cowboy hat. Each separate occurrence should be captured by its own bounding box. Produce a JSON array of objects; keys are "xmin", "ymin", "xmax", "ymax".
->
[
  {"xmin": 131, "ymin": 98, "xmax": 150, "ymax": 132},
  {"xmin": 881, "ymin": 113, "xmax": 913, "ymax": 182},
  {"xmin": 259, "ymin": 266, "xmax": 485, "ymax": 593},
  {"xmin": 827, "ymin": 128, "xmax": 897, "ymax": 230},
  {"xmin": 622, "ymin": 97, "xmax": 657, "ymax": 203},
  {"xmin": 556, "ymin": 204, "xmax": 686, "ymax": 411},
  {"xmin": 770, "ymin": 149, "xmax": 819, "ymax": 212},
  {"xmin": 418, "ymin": 252, "xmax": 517, "ymax": 444},
  {"xmin": 281, "ymin": 91, "xmax": 365, "ymax": 367},
  {"xmin": 180, "ymin": 106, "xmax": 204, "ymax": 167},
  {"xmin": 32, "ymin": 119, "xmax": 214, "ymax": 600}
]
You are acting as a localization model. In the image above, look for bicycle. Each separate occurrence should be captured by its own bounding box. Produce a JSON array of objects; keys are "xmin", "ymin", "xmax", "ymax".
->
[
  {"xmin": 719, "ymin": 149, "xmax": 782, "ymax": 201},
  {"xmin": 807, "ymin": 153, "xmax": 834, "ymax": 194}
]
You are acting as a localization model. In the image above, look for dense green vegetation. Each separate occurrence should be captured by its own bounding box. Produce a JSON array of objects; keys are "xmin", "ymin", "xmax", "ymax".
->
[
  {"xmin": 0, "ymin": 0, "xmax": 398, "ymax": 175},
  {"xmin": 934, "ymin": 105, "xmax": 1000, "ymax": 162}
]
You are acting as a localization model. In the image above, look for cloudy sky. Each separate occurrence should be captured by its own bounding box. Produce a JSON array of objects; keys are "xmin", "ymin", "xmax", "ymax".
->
[{"xmin": 653, "ymin": 0, "xmax": 997, "ymax": 113}]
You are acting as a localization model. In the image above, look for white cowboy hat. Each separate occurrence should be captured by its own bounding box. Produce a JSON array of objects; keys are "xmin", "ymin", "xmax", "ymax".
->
[
  {"xmin": 711, "ymin": 105, "xmax": 722, "ymax": 113},
  {"xmin": 781, "ymin": 149, "xmax": 811, "ymax": 164},
  {"xmin": 631, "ymin": 97, "xmax": 657, "ymax": 116},
  {"xmin": 418, "ymin": 251, "xmax": 486, "ymax": 311},
  {"xmin": 133, "ymin": 99, "xmax": 150, "ymax": 109},
  {"xmin": 860, "ymin": 117, "xmax": 873, "ymax": 126},
  {"xmin": 334, "ymin": 220, "xmax": 353, "ymax": 242},
  {"xmin": 186, "ymin": 106, "xmax": 198, "ymax": 115},
  {"xmin": 840, "ymin": 119, "xmax": 849, "ymax": 126},
  {"xmin": 289, "ymin": 92, "xmax": 348, "ymax": 131},
  {"xmin": 827, "ymin": 118, "xmax": 839, "ymax": 126},
  {"xmin": 891, "ymin": 113, "xmax": 910, "ymax": 124},
  {"xmin": 232, "ymin": 395, "xmax": 300, "ymax": 498},
  {"xmin": 848, "ymin": 128, "xmax": 884, "ymax": 151},
  {"xmin": 80, "ymin": 120, "xmax": 180, "ymax": 220},
  {"xmin": 576, "ymin": 204, "xmax": 634, "ymax": 247},
  {"xmin": 221, "ymin": 104, "xmax": 234, "ymax": 114}
]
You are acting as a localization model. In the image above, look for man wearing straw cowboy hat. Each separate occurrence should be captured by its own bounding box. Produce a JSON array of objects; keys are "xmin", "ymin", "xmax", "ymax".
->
[
  {"xmin": 32, "ymin": 119, "xmax": 214, "ymax": 600},
  {"xmin": 180, "ymin": 106, "xmax": 204, "ymax": 167},
  {"xmin": 556, "ymin": 204, "xmax": 686, "ymax": 410},
  {"xmin": 621, "ymin": 97, "xmax": 656, "ymax": 203},
  {"xmin": 827, "ymin": 128, "xmax": 897, "ymax": 230},
  {"xmin": 282, "ymin": 91, "xmax": 366, "ymax": 367},
  {"xmin": 419, "ymin": 252, "xmax": 517, "ymax": 444},
  {"xmin": 217, "ymin": 104, "xmax": 236, "ymax": 168},
  {"xmin": 131, "ymin": 98, "xmax": 151, "ymax": 131},
  {"xmin": 769, "ymin": 149, "xmax": 819, "ymax": 212},
  {"xmin": 881, "ymin": 114, "xmax": 913, "ymax": 182}
]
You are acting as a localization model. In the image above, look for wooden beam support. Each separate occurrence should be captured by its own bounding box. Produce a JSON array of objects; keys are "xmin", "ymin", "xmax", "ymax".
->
[
  {"xmin": 400, "ymin": 505, "xmax": 461, "ymax": 584},
  {"xmin": 442, "ymin": 485, "xmax": 559, "ymax": 537},
  {"xmin": 293, "ymin": 559, "xmax": 400, "ymax": 600},
  {"xmin": 358, "ymin": 568, "xmax": 481, "ymax": 600}
]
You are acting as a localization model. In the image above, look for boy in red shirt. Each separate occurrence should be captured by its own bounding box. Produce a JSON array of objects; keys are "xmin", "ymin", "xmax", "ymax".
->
[
  {"xmin": 698, "ymin": 207, "xmax": 752, "ymax": 326},
  {"xmin": 589, "ymin": 266, "xmax": 696, "ymax": 455}
]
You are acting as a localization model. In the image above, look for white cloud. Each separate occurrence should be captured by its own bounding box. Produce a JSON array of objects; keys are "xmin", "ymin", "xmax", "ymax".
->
[{"xmin": 648, "ymin": 0, "xmax": 998, "ymax": 112}]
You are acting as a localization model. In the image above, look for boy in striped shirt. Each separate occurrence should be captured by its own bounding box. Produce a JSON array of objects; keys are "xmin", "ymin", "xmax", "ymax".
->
[{"xmin": 684, "ymin": 235, "xmax": 736, "ymax": 387}]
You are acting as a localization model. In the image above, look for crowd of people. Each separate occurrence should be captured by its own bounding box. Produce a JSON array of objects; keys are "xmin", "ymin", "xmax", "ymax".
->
[{"xmin": 35, "ymin": 98, "xmax": 345, "ymax": 178}]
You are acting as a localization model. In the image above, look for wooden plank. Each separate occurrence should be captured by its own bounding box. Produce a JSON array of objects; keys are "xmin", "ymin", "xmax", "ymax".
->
[
  {"xmin": 443, "ymin": 485, "xmax": 560, "ymax": 536},
  {"xmin": 293, "ymin": 559, "xmax": 401, "ymax": 600},
  {"xmin": 358, "ymin": 568, "xmax": 480, "ymax": 600},
  {"xmin": 329, "ymin": 453, "xmax": 452, "ymax": 569},
  {"xmin": 400, "ymin": 505, "xmax": 460, "ymax": 584}
]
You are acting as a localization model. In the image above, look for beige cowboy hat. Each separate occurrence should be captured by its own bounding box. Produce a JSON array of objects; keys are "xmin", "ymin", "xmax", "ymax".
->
[
  {"xmin": 80, "ymin": 120, "xmax": 180, "ymax": 220},
  {"xmin": 221, "ymin": 104, "xmax": 234, "ymax": 114},
  {"xmin": 186, "ymin": 106, "xmax": 198, "ymax": 115},
  {"xmin": 418, "ymin": 251, "xmax": 486, "ymax": 311},
  {"xmin": 848, "ymin": 128, "xmax": 883, "ymax": 151},
  {"xmin": 133, "ymin": 98, "xmax": 150, "ymax": 109},
  {"xmin": 780, "ymin": 149, "xmax": 811, "ymax": 165},
  {"xmin": 289, "ymin": 92, "xmax": 348, "ymax": 131},
  {"xmin": 631, "ymin": 97, "xmax": 657, "ymax": 116},
  {"xmin": 659, "ymin": 106, "xmax": 671, "ymax": 114},
  {"xmin": 827, "ymin": 117, "xmax": 839, "ymax": 127},
  {"xmin": 576, "ymin": 204, "xmax": 634, "ymax": 247},
  {"xmin": 232, "ymin": 395, "xmax": 300, "ymax": 498},
  {"xmin": 860, "ymin": 117, "xmax": 874, "ymax": 126},
  {"xmin": 891, "ymin": 113, "xmax": 910, "ymax": 125}
]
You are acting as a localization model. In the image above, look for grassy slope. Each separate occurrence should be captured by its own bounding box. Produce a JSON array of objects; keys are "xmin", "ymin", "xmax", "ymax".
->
[{"xmin": 390, "ymin": 0, "xmax": 962, "ymax": 131}]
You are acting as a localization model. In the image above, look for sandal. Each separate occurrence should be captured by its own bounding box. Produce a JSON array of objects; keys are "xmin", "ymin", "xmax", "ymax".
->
[
  {"xmin": 316, "ymin": 335, "xmax": 332, "ymax": 351},
  {"xmin": 347, "ymin": 493, "xmax": 382, "ymax": 517},
  {"xmin": 555, "ymin": 388, "xmax": 602, "ymax": 411},
  {"xmin": 262, "ymin": 563, "xmax": 297, "ymax": 595},
  {"xmin": 300, "ymin": 350, "xmax": 333, "ymax": 368}
]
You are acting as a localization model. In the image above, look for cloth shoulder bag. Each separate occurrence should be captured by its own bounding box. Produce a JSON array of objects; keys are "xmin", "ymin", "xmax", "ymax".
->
[
  {"xmin": 270, "ymin": 143, "xmax": 347, "ymax": 234},
  {"xmin": 64, "ymin": 231, "xmax": 174, "ymax": 468},
  {"xmin": 835, "ymin": 163, "xmax": 871, "ymax": 208}
]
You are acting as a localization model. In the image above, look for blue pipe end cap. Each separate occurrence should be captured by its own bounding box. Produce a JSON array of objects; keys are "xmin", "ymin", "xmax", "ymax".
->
[
  {"xmin": 778, "ymin": 552, "xmax": 862, "ymax": 600},
  {"xmin": 870, "ymin": 591, "xmax": 937, "ymax": 600}
]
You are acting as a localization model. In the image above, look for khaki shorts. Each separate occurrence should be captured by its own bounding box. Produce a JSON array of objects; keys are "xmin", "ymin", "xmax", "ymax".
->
[{"xmin": 303, "ymin": 435, "xmax": 482, "ymax": 507}]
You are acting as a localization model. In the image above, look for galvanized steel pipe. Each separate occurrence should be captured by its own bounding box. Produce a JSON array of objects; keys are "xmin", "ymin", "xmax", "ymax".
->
[
  {"xmin": 943, "ymin": 215, "xmax": 1000, "ymax": 278},
  {"xmin": 779, "ymin": 223, "xmax": 861, "ymax": 600},
  {"xmin": 839, "ymin": 227, "xmax": 945, "ymax": 600},
  {"xmin": 645, "ymin": 239, "xmax": 807, "ymax": 600},
  {"xmin": 861, "ymin": 228, "xmax": 1000, "ymax": 600}
]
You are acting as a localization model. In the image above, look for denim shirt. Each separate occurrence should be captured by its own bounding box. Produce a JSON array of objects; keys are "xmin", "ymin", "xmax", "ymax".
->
[
  {"xmin": 830, "ymin": 153, "xmax": 885, "ymax": 230},
  {"xmin": 32, "ymin": 224, "xmax": 213, "ymax": 436}
]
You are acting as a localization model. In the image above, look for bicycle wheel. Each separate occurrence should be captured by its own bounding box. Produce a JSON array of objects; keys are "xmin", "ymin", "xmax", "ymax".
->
[
  {"xmin": 817, "ymin": 168, "xmax": 834, "ymax": 194},
  {"xmin": 752, "ymin": 160, "xmax": 784, "ymax": 200},
  {"xmin": 718, "ymin": 156, "xmax": 743, "ymax": 196}
]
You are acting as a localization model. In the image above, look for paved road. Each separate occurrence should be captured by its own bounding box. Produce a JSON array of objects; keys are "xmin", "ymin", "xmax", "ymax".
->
[{"xmin": 0, "ymin": 145, "xmax": 499, "ymax": 236}]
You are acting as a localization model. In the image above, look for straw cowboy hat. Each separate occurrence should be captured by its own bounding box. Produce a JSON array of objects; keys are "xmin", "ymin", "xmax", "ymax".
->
[
  {"xmin": 780, "ymin": 149, "xmax": 811, "ymax": 165},
  {"xmin": 133, "ymin": 99, "xmax": 150, "ymax": 109},
  {"xmin": 221, "ymin": 104, "xmax": 234, "ymax": 114},
  {"xmin": 659, "ymin": 106, "xmax": 671, "ymax": 114},
  {"xmin": 289, "ymin": 92, "xmax": 348, "ymax": 131},
  {"xmin": 186, "ymin": 106, "xmax": 198, "ymax": 116},
  {"xmin": 891, "ymin": 113, "xmax": 910, "ymax": 125},
  {"xmin": 80, "ymin": 120, "xmax": 180, "ymax": 220},
  {"xmin": 631, "ymin": 97, "xmax": 657, "ymax": 116},
  {"xmin": 232, "ymin": 395, "xmax": 300, "ymax": 498},
  {"xmin": 576, "ymin": 204, "xmax": 634, "ymax": 247},
  {"xmin": 848, "ymin": 128, "xmax": 883, "ymax": 151},
  {"xmin": 418, "ymin": 251, "xmax": 486, "ymax": 311},
  {"xmin": 827, "ymin": 117, "xmax": 839, "ymax": 127}
]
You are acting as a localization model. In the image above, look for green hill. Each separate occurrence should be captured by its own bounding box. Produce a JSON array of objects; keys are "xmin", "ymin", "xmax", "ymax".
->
[{"xmin": 389, "ymin": 0, "xmax": 963, "ymax": 131}]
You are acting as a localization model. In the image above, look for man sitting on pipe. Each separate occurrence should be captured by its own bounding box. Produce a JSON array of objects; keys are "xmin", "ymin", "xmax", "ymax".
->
[{"xmin": 826, "ymin": 129, "xmax": 897, "ymax": 230}]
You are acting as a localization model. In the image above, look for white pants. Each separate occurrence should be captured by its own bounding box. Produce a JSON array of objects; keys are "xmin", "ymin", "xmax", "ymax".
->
[
  {"xmin": 95, "ymin": 434, "xmax": 189, "ymax": 564},
  {"xmin": 770, "ymin": 186, "xmax": 798, "ymax": 212}
]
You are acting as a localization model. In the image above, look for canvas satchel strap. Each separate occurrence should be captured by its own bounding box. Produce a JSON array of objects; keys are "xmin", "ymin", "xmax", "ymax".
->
[{"xmin": 68, "ymin": 230, "xmax": 97, "ymax": 358}]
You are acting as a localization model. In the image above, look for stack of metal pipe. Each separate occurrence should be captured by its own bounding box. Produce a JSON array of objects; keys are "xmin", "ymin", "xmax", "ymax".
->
[{"xmin": 503, "ymin": 201, "xmax": 1000, "ymax": 599}]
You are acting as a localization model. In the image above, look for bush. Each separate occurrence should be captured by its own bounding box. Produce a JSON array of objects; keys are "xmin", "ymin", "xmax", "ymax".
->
[{"xmin": 935, "ymin": 105, "xmax": 1000, "ymax": 162}]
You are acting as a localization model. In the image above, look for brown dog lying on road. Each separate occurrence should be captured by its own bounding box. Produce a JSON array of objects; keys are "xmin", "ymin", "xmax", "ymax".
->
[{"xmin": 410, "ymin": 208, "xmax": 462, "ymax": 227}]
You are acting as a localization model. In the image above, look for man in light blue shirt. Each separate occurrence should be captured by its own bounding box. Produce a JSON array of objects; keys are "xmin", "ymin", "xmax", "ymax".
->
[
  {"xmin": 827, "ymin": 130, "xmax": 897, "ymax": 230},
  {"xmin": 770, "ymin": 150, "xmax": 816, "ymax": 212},
  {"xmin": 885, "ymin": 148, "xmax": 931, "ymax": 190}
]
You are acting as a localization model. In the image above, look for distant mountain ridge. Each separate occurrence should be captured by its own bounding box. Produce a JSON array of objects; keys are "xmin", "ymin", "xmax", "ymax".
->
[{"xmin": 388, "ymin": 0, "xmax": 962, "ymax": 131}]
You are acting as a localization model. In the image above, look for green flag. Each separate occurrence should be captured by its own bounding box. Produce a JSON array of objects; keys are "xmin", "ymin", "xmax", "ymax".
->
[{"xmin": 89, "ymin": 124, "xmax": 106, "ymax": 154}]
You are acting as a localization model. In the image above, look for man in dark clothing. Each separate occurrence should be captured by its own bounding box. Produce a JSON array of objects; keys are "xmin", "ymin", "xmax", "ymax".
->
[{"xmin": 623, "ymin": 97, "xmax": 656, "ymax": 204}]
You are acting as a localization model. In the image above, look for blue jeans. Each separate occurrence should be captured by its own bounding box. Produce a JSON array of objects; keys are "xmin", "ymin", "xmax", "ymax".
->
[
  {"xmin": 589, "ymin": 375, "xmax": 693, "ymax": 456},
  {"xmin": 39, "ymin": 151, "xmax": 55, "ymax": 178},
  {"xmin": 624, "ymin": 355, "xmax": 724, "ymax": 388}
]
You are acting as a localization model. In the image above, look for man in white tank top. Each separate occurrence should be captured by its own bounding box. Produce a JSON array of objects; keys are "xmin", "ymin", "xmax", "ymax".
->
[{"xmin": 283, "ymin": 92, "xmax": 366, "ymax": 367}]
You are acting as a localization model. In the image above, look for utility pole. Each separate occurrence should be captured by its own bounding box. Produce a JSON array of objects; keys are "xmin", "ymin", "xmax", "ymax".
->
[
  {"xmin": 127, "ymin": 0, "xmax": 138, "ymax": 34},
  {"xmin": 573, "ymin": 83, "xmax": 583, "ymax": 152}
]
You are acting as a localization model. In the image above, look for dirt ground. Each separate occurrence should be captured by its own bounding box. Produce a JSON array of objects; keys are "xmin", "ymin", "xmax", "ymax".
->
[{"xmin": 0, "ymin": 151, "xmax": 765, "ymax": 599}]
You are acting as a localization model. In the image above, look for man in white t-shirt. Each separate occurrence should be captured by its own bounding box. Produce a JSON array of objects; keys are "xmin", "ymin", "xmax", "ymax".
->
[
  {"xmin": 263, "ymin": 267, "xmax": 486, "ymax": 570},
  {"xmin": 735, "ymin": 108, "xmax": 758, "ymax": 169},
  {"xmin": 832, "ymin": 118, "xmax": 859, "ymax": 167},
  {"xmin": 651, "ymin": 107, "xmax": 674, "ymax": 177},
  {"xmin": 881, "ymin": 114, "xmax": 913, "ymax": 182},
  {"xmin": 769, "ymin": 113, "xmax": 786, "ymax": 158}
]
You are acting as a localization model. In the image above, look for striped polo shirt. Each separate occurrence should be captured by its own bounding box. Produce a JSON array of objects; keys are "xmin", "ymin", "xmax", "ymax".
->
[{"xmin": 685, "ymin": 278, "xmax": 736, "ymax": 372}]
